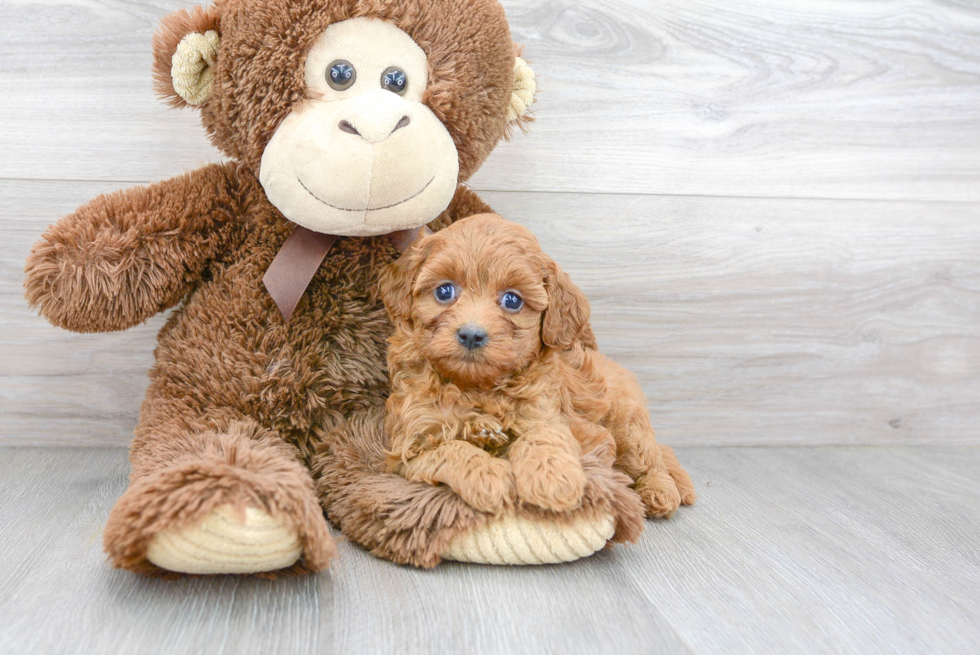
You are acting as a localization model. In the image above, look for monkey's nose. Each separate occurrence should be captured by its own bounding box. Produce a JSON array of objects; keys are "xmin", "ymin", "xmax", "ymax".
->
[
  {"xmin": 457, "ymin": 324, "xmax": 488, "ymax": 350},
  {"xmin": 337, "ymin": 115, "xmax": 410, "ymax": 142}
]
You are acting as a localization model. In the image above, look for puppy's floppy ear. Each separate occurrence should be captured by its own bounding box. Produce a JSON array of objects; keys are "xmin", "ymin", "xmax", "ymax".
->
[
  {"xmin": 379, "ymin": 240, "xmax": 432, "ymax": 322},
  {"xmin": 541, "ymin": 259, "xmax": 591, "ymax": 349}
]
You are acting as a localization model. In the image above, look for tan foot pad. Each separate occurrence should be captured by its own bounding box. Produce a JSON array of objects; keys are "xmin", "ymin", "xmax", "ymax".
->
[
  {"xmin": 145, "ymin": 504, "xmax": 302, "ymax": 574},
  {"xmin": 442, "ymin": 511, "xmax": 616, "ymax": 565}
]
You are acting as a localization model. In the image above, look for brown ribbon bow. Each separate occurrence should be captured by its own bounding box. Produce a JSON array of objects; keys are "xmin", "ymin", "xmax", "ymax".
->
[{"xmin": 262, "ymin": 225, "xmax": 429, "ymax": 321}]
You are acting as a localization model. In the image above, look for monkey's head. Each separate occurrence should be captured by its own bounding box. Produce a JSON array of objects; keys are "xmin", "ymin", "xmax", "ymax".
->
[{"xmin": 153, "ymin": 0, "xmax": 534, "ymax": 236}]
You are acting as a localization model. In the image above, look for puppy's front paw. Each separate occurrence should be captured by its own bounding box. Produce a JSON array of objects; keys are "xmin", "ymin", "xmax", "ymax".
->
[
  {"xmin": 635, "ymin": 471, "xmax": 682, "ymax": 519},
  {"xmin": 463, "ymin": 415, "xmax": 509, "ymax": 449},
  {"xmin": 454, "ymin": 457, "xmax": 515, "ymax": 515},
  {"xmin": 476, "ymin": 427, "xmax": 509, "ymax": 447},
  {"xmin": 513, "ymin": 447, "xmax": 587, "ymax": 512}
]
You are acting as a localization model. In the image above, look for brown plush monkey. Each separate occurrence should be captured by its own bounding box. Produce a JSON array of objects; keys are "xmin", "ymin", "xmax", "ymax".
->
[{"xmin": 24, "ymin": 0, "xmax": 645, "ymax": 575}]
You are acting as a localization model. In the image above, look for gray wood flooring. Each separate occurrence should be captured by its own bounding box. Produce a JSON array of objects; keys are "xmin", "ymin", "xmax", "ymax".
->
[{"xmin": 1, "ymin": 446, "xmax": 978, "ymax": 654}]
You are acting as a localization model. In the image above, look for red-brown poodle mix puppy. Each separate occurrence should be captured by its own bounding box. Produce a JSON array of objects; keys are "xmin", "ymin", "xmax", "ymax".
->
[{"xmin": 379, "ymin": 214, "xmax": 695, "ymax": 518}]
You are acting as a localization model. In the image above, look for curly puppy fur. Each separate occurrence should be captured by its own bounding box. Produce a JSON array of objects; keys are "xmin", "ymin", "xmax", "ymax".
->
[
  {"xmin": 24, "ymin": 0, "xmax": 525, "ymax": 576},
  {"xmin": 379, "ymin": 214, "xmax": 696, "ymax": 519}
]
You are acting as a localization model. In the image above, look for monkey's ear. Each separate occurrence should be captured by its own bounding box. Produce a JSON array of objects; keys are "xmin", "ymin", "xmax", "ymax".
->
[
  {"xmin": 541, "ymin": 259, "xmax": 591, "ymax": 350},
  {"xmin": 152, "ymin": 6, "xmax": 222, "ymax": 108},
  {"xmin": 507, "ymin": 55, "xmax": 536, "ymax": 124},
  {"xmin": 379, "ymin": 239, "xmax": 433, "ymax": 323}
]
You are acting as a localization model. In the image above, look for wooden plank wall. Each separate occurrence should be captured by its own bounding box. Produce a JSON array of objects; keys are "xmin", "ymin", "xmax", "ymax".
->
[{"xmin": 1, "ymin": 0, "xmax": 978, "ymax": 446}]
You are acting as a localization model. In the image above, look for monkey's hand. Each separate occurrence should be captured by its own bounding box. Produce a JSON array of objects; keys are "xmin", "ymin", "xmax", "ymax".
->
[{"xmin": 24, "ymin": 162, "xmax": 242, "ymax": 333}]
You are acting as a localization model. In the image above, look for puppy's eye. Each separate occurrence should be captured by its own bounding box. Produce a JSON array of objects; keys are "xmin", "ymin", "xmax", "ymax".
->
[
  {"xmin": 434, "ymin": 283, "xmax": 457, "ymax": 304},
  {"xmin": 500, "ymin": 291, "xmax": 523, "ymax": 312},
  {"xmin": 327, "ymin": 60, "xmax": 356, "ymax": 90}
]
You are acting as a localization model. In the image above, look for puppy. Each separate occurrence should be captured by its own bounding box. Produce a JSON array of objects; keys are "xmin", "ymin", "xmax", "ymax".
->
[{"xmin": 379, "ymin": 214, "xmax": 695, "ymax": 517}]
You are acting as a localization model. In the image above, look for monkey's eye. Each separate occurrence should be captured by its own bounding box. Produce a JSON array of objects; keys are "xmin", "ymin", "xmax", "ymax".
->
[
  {"xmin": 500, "ymin": 291, "xmax": 523, "ymax": 312},
  {"xmin": 327, "ymin": 60, "xmax": 356, "ymax": 90},
  {"xmin": 381, "ymin": 66, "xmax": 408, "ymax": 95},
  {"xmin": 434, "ymin": 283, "xmax": 457, "ymax": 304}
]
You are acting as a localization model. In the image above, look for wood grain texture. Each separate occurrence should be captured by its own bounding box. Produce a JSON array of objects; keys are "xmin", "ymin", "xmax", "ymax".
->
[
  {"xmin": 1, "ymin": 446, "xmax": 978, "ymax": 654},
  {"xmin": 621, "ymin": 446, "xmax": 980, "ymax": 654},
  {"xmin": 1, "ymin": 0, "xmax": 979, "ymax": 200},
  {"xmin": 4, "ymin": 182, "xmax": 978, "ymax": 446}
]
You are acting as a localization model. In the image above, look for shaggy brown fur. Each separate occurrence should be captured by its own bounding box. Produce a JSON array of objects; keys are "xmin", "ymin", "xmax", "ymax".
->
[
  {"xmin": 24, "ymin": 0, "xmax": 526, "ymax": 576},
  {"xmin": 379, "ymin": 215, "xmax": 696, "ymax": 518},
  {"xmin": 312, "ymin": 408, "xmax": 645, "ymax": 568}
]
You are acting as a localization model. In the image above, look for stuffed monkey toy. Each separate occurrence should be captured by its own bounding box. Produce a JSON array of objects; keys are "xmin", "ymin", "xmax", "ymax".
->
[{"xmin": 24, "ymin": 0, "xmax": 645, "ymax": 575}]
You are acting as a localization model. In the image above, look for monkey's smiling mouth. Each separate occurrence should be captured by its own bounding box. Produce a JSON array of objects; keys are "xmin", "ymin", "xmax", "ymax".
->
[{"xmin": 298, "ymin": 176, "xmax": 435, "ymax": 213}]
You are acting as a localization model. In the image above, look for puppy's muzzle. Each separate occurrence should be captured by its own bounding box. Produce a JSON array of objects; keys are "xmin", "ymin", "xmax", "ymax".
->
[{"xmin": 457, "ymin": 324, "xmax": 488, "ymax": 350}]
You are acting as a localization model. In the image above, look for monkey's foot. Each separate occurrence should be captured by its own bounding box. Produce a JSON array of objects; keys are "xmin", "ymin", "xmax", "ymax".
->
[
  {"xmin": 145, "ymin": 504, "xmax": 303, "ymax": 574},
  {"xmin": 442, "ymin": 510, "xmax": 615, "ymax": 565},
  {"xmin": 104, "ymin": 426, "xmax": 336, "ymax": 576}
]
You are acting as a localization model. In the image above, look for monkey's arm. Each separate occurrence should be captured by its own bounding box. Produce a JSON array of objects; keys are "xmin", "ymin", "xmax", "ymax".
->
[{"xmin": 24, "ymin": 162, "xmax": 244, "ymax": 333}]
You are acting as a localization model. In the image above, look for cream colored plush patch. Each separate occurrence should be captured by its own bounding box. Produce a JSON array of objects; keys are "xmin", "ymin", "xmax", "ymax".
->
[
  {"xmin": 171, "ymin": 30, "xmax": 220, "ymax": 106},
  {"xmin": 259, "ymin": 18, "xmax": 459, "ymax": 237},
  {"xmin": 145, "ymin": 504, "xmax": 302, "ymax": 574},
  {"xmin": 442, "ymin": 511, "xmax": 616, "ymax": 565},
  {"xmin": 508, "ymin": 57, "xmax": 536, "ymax": 122}
]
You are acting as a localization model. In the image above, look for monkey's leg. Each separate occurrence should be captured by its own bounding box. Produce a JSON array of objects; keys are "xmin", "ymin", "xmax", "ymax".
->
[
  {"xmin": 313, "ymin": 408, "xmax": 494, "ymax": 568},
  {"xmin": 314, "ymin": 408, "xmax": 647, "ymax": 568},
  {"xmin": 103, "ymin": 404, "xmax": 336, "ymax": 576}
]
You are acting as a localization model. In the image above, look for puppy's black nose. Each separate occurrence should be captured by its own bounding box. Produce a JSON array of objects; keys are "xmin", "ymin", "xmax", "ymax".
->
[{"xmin": 457, "ymin": 324, "xmax": 488, "ymax": 350}]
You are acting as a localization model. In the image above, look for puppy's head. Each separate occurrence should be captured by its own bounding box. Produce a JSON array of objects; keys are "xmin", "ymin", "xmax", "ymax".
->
[{"xmin": 380, "ymin": 213, "xmax": 591, "ymax": 388}]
